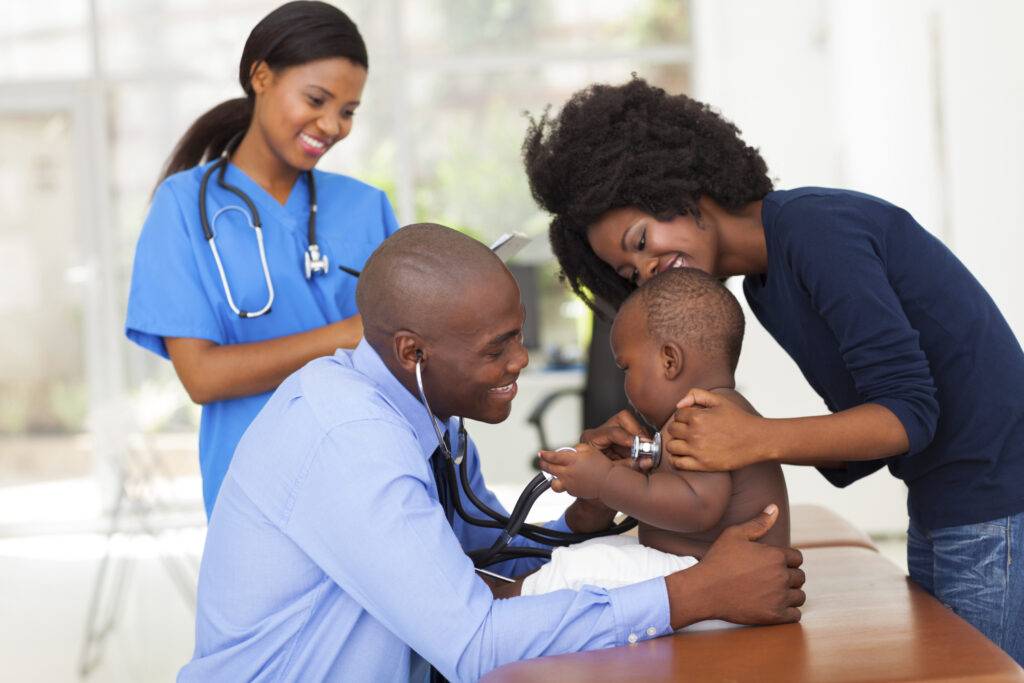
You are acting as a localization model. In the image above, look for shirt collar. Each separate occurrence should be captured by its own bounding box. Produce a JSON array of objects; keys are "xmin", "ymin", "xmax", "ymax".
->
[{"xmin": 348, "ymin": 339, "xmax": 453, "ymax": 460}]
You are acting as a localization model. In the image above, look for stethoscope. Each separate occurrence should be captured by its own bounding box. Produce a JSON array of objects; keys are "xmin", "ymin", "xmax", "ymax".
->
[
  {"xmin": 413, "ymin": 355, "xmax": 669, "ymax": 581},
  {"xmin": 198, "ymin": 133, "xmax": 331, "ymax": 318}
]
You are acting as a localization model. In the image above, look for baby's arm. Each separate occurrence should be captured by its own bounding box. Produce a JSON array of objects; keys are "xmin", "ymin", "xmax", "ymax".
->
[
  {"xmin": 537, "ymin": 444, "xmax": 732, "ymax": 533},
  {"xmin": 600, "ymin": 465, "xmax": 731, "ymax": 533}
]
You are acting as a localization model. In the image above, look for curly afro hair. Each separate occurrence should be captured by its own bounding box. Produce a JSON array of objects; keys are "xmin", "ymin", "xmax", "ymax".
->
[{"xmin": 523, "ymin": 76, "xmax": 772, "ymax": 313}]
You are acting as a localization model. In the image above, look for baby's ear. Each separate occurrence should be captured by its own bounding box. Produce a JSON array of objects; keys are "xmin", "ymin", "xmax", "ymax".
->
[{"xmin": 661, "ymin": 342, "xmax": 685, "ymax": 381}]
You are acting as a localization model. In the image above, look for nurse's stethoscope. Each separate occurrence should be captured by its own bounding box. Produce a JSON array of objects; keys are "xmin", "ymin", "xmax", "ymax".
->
[
  {"xmin": 198, "ymin": 133, "xmax": 330, "ymax": 318},
  {"xmin": 414, "ymin": 356, "xmax": 667, "ymax": 579}
]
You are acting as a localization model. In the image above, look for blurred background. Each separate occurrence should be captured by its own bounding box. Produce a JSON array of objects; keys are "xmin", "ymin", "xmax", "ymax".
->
[{"xmin": 0, "ymin": 0, "xmax": 1021, "ymax": 680}]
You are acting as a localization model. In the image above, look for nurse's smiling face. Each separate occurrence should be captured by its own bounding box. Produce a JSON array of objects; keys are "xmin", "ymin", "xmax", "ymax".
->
[
  {"xmin": 587, "ymin": 206, "xmax": 720, "ymax": 285},
  {"xmin": 249, "ymin": 57, "xmax": 367, "ymax": 172}
]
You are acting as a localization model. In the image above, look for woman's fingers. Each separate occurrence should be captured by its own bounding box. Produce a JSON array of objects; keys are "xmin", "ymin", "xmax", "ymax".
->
[
  {"xmin": 675, "ymin": 387, "xmax": 723, "ymax": 410},
  {"xmin": 664, "ymin": 435, "xmax": 691, "ymax": 456},
  {"xmin": 668, "ymin": 455, "xmax": 708, "ymax": 472}
]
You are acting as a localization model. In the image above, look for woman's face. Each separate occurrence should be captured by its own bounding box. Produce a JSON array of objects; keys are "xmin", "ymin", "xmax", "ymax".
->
[
  {"xmin": 250, "ymin": 57, "xmax": 367, "ymax": 172},
  {"xmin": 587, "ymin": 206, "xmax": 719, "ymax": 285}
]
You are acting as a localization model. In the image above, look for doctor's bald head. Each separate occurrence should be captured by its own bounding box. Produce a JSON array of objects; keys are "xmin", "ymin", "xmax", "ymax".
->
[{"xmin": 356, "ymin": 223, "xmax": 528, "ymax": 422}]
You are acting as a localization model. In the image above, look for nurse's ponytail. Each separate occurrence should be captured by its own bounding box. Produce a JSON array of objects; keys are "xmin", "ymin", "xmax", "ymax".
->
[{"xmin": 157, "ymin": 1, "xmax": 368, "ymax": 185}]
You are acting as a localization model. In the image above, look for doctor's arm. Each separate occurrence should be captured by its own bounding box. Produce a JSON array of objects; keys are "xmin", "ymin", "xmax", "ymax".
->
[
  {"xmin": 165, "ymin": 317, "xmax": 362, "ymax": 404},
  {"xmin": 285, "ymin": 423, "xmax": 804, "ymax": 682}
]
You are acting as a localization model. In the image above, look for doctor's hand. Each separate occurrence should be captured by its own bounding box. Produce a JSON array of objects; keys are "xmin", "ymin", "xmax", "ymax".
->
[
  {"xmin": 579, "ymin": 409, "xmax": 649, "ymax": 462},
  {"xmin": 538, "ymin": 444, "xmax": 613, "ymax": 499},
  {"xmin": 664, "ymin": 504, "xmax": 805, "ymax": 629},
  {"xmin": 666, "ymin": 389, "xmax": 770, "ymax": 472}
]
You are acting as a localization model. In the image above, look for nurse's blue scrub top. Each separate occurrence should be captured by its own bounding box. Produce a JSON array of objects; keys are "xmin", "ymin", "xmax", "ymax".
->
[{"xmin": 125, "ymin": 161, "xmax": 399, "ymax": 517}]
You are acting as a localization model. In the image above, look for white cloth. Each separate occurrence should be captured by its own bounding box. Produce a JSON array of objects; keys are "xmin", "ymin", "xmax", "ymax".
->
[{"xmin": 520, "ymin": 535, "xmax": 740, "ymax": 632}]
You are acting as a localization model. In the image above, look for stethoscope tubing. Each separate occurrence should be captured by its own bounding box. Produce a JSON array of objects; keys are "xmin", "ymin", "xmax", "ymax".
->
[
  {"xmin": 197, "ymin": 132, "xmax": 327, "ymax": 318},
  {"xmin": 415, "ymin": 359, "xmax": 638, "ymax": 570}
]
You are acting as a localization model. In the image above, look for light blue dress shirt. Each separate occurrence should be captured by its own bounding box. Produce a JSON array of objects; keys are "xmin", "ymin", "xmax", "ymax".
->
[
  {"xmin": 125, "ymin": 163, "xmax": 399, "ymax": 517},
  {"xmin": 180, "ymin": 341, "xmax": 671, "ymax": 682}
]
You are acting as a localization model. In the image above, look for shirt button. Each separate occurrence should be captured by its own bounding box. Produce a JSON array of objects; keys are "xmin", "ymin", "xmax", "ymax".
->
[
  {"xmin": 627, "ymin": 633, "xmax": 639, "ymax": 644},
  {"xmin": 646, "ymin": 626, "xmax": 657, "ymax": 636}
]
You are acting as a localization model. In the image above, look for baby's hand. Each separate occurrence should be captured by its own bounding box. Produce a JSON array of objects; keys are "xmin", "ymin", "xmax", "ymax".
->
[{"xmin": 537, "ymin": 443, "xmax": 614, "ymax": 499}]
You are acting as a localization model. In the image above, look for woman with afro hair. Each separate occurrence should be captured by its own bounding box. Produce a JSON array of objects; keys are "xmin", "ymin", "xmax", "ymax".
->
[{"xmin": 523, "ymin": 76, "xmax": 1024, "ymax": 664}]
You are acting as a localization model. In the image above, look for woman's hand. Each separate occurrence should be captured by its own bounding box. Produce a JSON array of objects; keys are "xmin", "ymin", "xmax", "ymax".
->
[
  {"xmin": 666, "ymin": 389, "xmax": 771, "ymax": 471},
  {"xmin": 579, "ymin": 409, "xmax": 649, "ymax": 461},
  {"xmin": 538, "ymin": 444, "xmax": 614, "ymax": 499}
]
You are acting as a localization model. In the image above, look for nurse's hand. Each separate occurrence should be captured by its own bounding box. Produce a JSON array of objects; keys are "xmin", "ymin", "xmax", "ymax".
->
[
  {"xmin": 666, "ymin": 389, "xmax": 769, "ymax": 471},
  {"xmin": 664, "ymin": 504, "xmax": 805, "ymax": 629},
  {"xmin": 538, "ymin": 444, "xmax": 613, "ymax": 499},
  {"xmin": 331, "ymin": 313, "xmax": 363, "ymax": 349},
  {"xmin": 579, "ymin": 409, "xmax": 649, "ymax": 462}
]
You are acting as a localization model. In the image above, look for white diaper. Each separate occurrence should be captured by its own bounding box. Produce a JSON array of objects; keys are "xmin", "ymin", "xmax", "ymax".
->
[{"xmin": 520, "ymin": 535, "xmax": 739, "ymax": 633}]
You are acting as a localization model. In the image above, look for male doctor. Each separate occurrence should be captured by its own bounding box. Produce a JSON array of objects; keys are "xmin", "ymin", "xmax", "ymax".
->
[{"xmin": 180, "ymin": 223, "xmax": 804, "ymax": 682}]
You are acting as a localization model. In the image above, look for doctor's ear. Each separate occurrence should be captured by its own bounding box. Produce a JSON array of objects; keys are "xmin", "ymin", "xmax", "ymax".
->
[{"xmin": 393, "ymin": 332, "xmax": 426, "ymax": 372}]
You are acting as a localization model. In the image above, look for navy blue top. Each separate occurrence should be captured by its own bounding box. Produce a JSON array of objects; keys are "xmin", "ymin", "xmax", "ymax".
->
[{"xmin": 744, "ymin": 187, "xmax": 1024, "ymax": 529}]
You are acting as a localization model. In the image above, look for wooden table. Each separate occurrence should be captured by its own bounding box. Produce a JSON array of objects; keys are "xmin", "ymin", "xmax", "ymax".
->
[{"xmin": 482, "ymin": 547, "xmax": 1024, "ymax": 682}]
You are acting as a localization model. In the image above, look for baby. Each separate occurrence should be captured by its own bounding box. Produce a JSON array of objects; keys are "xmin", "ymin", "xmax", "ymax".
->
[{"xmin": 526, "ymin": 268, "xmax": 789, "ymax": 598}]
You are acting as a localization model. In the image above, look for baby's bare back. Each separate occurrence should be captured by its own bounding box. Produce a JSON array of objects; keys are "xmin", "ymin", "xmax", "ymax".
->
[{"xmin": 638, "ymin": 390, "xmax": 790, "ymax": 558}]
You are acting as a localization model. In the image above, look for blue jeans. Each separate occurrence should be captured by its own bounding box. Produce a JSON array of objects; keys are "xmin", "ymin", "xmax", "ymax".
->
[{"xmin": 907, "ymin": 511, "xmax": 1024, "ymax": 666}]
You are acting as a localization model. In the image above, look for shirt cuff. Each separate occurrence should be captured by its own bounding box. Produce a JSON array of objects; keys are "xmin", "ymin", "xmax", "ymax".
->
[{"xmin": 606, "ymin": 577, "xmax": 672, "ymax": 644}]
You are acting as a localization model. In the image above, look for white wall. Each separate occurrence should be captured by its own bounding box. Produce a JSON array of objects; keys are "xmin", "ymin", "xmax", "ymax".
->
[{"xmin": 691, "ymin": 0, "xmax": 1024, "ymax": 534}]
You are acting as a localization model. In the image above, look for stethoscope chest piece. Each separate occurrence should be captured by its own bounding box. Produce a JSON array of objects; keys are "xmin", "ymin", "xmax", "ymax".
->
[
  {"xmin": 631, "ymin": 432, "xmax": 662, "ymax": 470},
  {"xmin": 304, "ymin": 243, "xmax": 329, "ymax": 279}
]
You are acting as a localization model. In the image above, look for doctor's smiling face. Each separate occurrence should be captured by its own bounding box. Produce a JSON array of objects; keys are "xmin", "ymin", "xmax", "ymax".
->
[
  {"xmin": 428, "ymin": 269, "xmax": 530, "ymax": 424},
  {"xmin": 249, "ymin": 57, "xmax": 367, "ymax": 173}
]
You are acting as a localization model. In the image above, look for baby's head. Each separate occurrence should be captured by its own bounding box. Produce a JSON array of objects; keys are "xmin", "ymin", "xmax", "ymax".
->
[{"xmin": 610, "ymin": 268, "xmax": 745, "ymax": 428}]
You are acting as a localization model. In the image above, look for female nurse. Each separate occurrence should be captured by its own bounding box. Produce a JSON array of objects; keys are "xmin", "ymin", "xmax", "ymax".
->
[
  {"xmin": 522, "ymin": 76, "xmax": 1024, "ymax": 664},
  {"xmin": 126, "ymin": 1, "xmax": 398, "ymax": 518}
]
